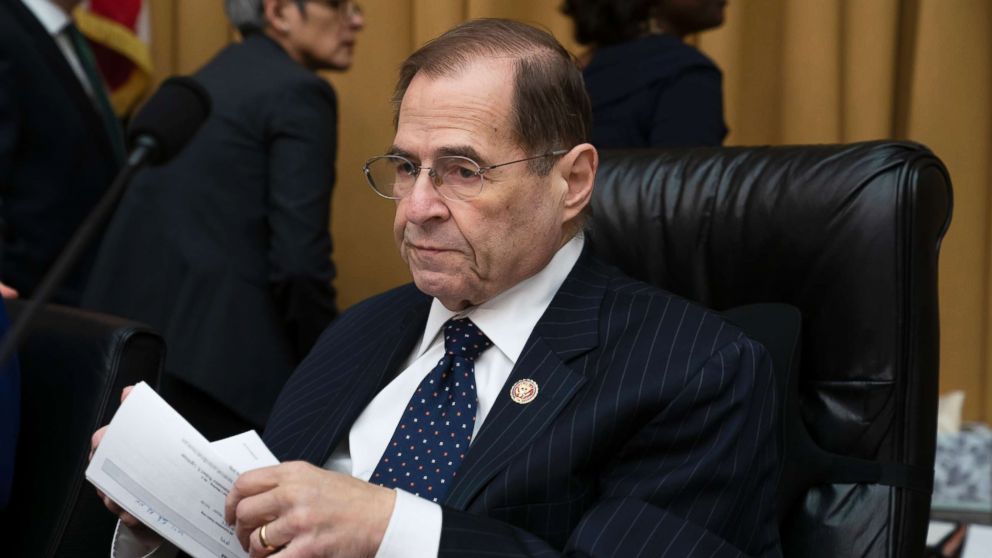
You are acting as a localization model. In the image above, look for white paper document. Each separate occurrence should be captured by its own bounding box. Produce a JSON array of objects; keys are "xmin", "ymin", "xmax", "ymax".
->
[
  {"xmin": 963, "ymin": 523, "xmax": 992, "ymax": 558},
  {"xmin": 928, "ymin": 520, "xmax": 956, "ymax": 546},
  {"xmin": 86, "ymin": 382, "xmax": 278, "ymax": 558}
]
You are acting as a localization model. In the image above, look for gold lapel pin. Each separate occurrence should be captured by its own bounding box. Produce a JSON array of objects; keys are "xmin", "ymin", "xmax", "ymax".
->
[{"xmin": 510, "ymin": 379, "xmax": 539, "ymax": 404}]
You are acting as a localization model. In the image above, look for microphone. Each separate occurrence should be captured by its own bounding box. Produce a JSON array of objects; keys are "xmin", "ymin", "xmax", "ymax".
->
[
  {"xmin": 0, "ymin": 76, "xmax": 212, "ymax": 366},
  {"xmin": 126, "ymin": 76, "xmax": 212, "ymax": 166}
]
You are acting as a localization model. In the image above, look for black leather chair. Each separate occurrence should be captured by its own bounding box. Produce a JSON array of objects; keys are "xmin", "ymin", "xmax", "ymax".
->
[
  {"xmin": 0, "ymin": 301, "xmax": 165, "ymax": 557},
  {"xmin": 588, "ymin": 141, "xmax": 952, "ymax": 558}
]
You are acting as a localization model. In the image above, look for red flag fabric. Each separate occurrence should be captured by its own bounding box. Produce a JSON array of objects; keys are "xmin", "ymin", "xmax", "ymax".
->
[{"xmin": 75, "ymin": 0, "xmax": 152, "ymax": 117}]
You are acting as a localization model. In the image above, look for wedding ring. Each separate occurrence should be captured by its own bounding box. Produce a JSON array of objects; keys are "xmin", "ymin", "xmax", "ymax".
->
[{"xmin": 259, "ymin": 522, "xmax": 277, "ymax": 552}]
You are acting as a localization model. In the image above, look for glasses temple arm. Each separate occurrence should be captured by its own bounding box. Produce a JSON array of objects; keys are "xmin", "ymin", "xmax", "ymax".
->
[{"xmin": 481, "ymin": 149, "xmax": 570, "ymax": 172}]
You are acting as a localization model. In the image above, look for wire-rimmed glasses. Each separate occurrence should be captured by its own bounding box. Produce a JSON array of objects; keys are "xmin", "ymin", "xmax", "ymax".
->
[
  {"xmin": 362, "ymin": 149, "xmax": 567, "ymax": 201},
  {"xmin": 301, "ymin": 0, "xmax": 362, "ymax": 18}
]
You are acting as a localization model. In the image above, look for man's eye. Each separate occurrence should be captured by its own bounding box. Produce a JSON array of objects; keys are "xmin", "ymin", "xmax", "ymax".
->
[
  {"xmin": 397, "ymin": 161, "xmax": 417, "ymax": 175},
  {"xmin": 439, "ymin": 162, "xmax": 478, "ymax": 183},
  {"xmin": 455, "ymin": 166, "xmax": 477, "ymax": 179}
]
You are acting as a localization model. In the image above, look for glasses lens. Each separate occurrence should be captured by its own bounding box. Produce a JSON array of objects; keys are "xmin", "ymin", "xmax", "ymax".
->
[
  {"xmin": 311, "ymin": 0, "xmax": 361, "ymax": 17},
  {"xmin": 366, "ymin": 156, "xmax": 416, "ymax": 198},
  {"xmin": 434, "ymin": 157, "xmax": 483, "ymax": 200}
]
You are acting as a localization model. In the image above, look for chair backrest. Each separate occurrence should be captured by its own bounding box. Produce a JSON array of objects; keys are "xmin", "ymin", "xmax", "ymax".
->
[
  {"xmin": 0, "ymin": 301, "xmax": 164, "ymax": 557},
  {"xmin": 587, "ymin": 141, "xmax": 952, "ymax": 558}
]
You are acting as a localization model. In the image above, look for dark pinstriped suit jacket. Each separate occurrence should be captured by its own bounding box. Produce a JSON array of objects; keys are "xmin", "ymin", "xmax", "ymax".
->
[{"xmin": 263, "ymin": 252, "xmax": 781, "ymax": 557}]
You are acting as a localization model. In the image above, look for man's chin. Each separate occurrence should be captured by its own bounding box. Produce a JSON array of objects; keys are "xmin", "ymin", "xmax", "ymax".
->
[
  {"xmin": 411, "ymin": 271, "xmax": 456, "ymax": 297},
  {"xmin": 411, "ymin": 272, "xmax": 475, "ymax": 310}
]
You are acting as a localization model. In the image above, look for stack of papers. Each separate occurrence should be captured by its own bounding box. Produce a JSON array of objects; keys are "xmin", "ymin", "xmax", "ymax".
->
[{"xmin": 86, "ymin": 382, "xmax": 278, "ymax": 558}]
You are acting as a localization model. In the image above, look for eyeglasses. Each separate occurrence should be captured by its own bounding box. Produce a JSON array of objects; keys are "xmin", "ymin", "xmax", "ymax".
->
[
  {"xmin": 301, "ymin": 0, "xmax": 362, "ymax": 18},
  {"xmin": 363, "ymin": 150, "xmax": 567, "ymax": 201}
]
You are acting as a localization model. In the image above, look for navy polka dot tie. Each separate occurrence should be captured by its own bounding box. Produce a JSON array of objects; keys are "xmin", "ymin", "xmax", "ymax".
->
[{"xmin": 371, "ymin": 317, "xmax": 493, "ymax": 502}]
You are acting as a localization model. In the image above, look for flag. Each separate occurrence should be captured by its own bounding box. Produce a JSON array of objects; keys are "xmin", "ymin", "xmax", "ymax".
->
[{"xmin": 74, "ymin": 0, "xmax": 153, "ymax": 118}]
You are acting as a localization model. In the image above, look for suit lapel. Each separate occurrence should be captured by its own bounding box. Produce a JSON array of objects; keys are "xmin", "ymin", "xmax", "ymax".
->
[
  {"xmin": 287, "ymin": 294, "xmax": 431, "ymax": 465},
  {"xmin": 444, "ymin": 253, "xmax": 611, "ymax": 509}
]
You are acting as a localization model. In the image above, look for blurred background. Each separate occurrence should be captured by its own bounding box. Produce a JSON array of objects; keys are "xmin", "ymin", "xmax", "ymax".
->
[{"xmin": 142, "ymin": 0, "xmax": 991, "ymax": 422}]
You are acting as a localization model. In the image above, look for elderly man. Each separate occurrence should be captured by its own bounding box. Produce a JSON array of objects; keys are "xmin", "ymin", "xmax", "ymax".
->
[{"xmin": 101, "ymin": 18, "xmax": 780, "ymax": 558}]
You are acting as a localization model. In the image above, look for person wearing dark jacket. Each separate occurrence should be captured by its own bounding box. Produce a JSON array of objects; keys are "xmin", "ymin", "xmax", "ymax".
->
[
  {"xmin": 563, "ymin": 0, "xmax": 729, "ymax": 148},
  {"xmin": 0, "ymin": 0, "xmax": 124, "ymax": 304},
  {"xmin": 0, "ymin": 301, "xmax": 18, "ymax": 511},
  {"xmin": 83, "ymin": 0, "xmax": 364, "ymax": 441}
]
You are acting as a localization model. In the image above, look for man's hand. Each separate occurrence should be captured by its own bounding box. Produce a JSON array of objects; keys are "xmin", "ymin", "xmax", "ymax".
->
[
  {"xmin": 0, "ymin": 281, "xmax": 18, "ymax": 299},
  {"xmin": 225, "ymin": 461, "xmax": 396, "ymax": 557},
  {"xmin": 89, "ymin": 385, "xmax": 163, "ymax": 548}
]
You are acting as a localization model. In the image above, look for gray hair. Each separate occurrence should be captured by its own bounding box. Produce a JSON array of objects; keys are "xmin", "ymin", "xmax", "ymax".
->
[
  {"xmin": 224, "ymin": 0, "xmax": 265, "ymax": 34},
  {"xmin": 393, "ymin": 19, "xmax": 591, "ymax": 176}
]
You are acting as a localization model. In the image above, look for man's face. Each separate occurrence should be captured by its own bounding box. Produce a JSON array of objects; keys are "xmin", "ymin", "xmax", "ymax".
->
[
  {"xmin": 391, "ymin": 59, "xmax": 571, "ymax": 311},
  {"xmin": 282, "ymin": 0, "xmax": 364, "ymax": 71}
]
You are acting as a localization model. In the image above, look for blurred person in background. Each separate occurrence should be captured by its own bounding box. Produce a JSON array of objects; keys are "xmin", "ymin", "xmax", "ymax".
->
[
  {"xmin": 0, "ymin": 301, "xmax": 18, "ymax": 512},
  {"xmin": 83, "ymin": 0, "xmax": 364, "ymax": 441},
  {"xmin": 562, "ymin": 0, "xmax": 728, "ymax": 148},
  {"xmin": 0, "ymin": 0, "xmax": 125, "ymax": 304}
]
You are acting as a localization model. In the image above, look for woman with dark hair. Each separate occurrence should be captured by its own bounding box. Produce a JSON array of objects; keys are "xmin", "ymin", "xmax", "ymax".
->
[{"xmin": 562, "ymin": 0, "xmax": 728, "ymax": 148}]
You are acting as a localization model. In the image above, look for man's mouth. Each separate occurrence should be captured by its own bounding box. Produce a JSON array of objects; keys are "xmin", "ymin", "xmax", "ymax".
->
[{"xmin": 408, "ymin": 242, "xmax": 449, "ymax": 253}]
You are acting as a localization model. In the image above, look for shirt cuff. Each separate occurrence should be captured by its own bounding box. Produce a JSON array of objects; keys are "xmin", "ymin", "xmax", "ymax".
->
[
  {"xmin": 111, "ymin": 520, "xmax": 171, "ymax": 558},
  {"xmin": 374, "ymin": 488, "xmax": 442, "ymax": 558}
]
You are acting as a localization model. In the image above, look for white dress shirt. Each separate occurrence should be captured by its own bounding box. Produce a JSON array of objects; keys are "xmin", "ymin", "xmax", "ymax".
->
[
  {"xmin": 113, "ymin": 235, "xmax": 584, "ymax": 558},
  {"xmin": 20, "ymin": 0, "xmax": 100, "ymax": 102}
]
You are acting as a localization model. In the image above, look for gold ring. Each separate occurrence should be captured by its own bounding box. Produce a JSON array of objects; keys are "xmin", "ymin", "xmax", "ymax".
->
[{"xmin": 259, "ymin": 523, "xmax": 277, "ymax": 551}]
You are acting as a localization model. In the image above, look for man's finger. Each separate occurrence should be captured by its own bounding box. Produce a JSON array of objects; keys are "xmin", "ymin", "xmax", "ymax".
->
[
  {"xmin": 225, "ymin": 466, "xmax": 281, "ymax": 524},
  {"xmin": 233, "ymin": 489, "xmax": 282, "ymax": 551},
  {"xmin": 0, "ymin": 282, "xmax": 19, "ymax": 299},
  {"xmin": 90, "ymin": 426, "xmax": 107, "ymax": 461},
  {"xmin": 249, "ymin": 516, "xmax": 291, "ymax": 557},
  {"xmin": 120, "ymin": 511, "xmax": 142, "ymax": 528},
  {"xmin": 101, "ymin": 493, "xmax": 124, "ymax": 516},
  {"xmin": 120, "ymin": 385, "xmax": 134, "ymax": 402}
]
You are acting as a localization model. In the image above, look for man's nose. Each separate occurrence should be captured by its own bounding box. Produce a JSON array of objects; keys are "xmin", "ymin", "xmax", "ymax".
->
[
  {"xmin": 401, "ymin": 170, "xmax": 448, "ymax": 224},
  {"xmin": 350, "ymin": 8, "xmax": 365, "ymax": 30}
]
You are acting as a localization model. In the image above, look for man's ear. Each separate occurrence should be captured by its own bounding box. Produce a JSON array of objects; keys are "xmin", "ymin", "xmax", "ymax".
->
[
  {"xmin": 262, "ymin": 0, "xmax": 292, "ymax": 33},
  {"xmin": 558, "ymin": 143, "xmax": 598, "ymax": 224}
]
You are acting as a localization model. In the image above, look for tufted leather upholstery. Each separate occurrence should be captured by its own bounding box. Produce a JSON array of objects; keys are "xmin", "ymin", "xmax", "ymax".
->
[
  {"xmin": 0, "ymin": 301, "xmax": 164, "ymax": 557},
  {"xmin": 587, "ymin": 141, "xmax": 952, "ymax": 557}
]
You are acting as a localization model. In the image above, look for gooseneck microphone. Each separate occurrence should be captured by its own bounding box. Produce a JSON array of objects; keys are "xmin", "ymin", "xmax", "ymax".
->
[
  {"xmin": 0, "ymin": 76, "xmax": 212, "ymax": 366},
  {"xmin": 126, "ymin": 76, "xmax": 212, "ymax": 166}
]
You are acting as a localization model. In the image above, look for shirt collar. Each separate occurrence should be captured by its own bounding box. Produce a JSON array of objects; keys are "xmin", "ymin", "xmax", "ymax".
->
[
  {"xmin": 21, "ymin": 0, "xmax": 72, "ymax": 35},
  {"xmin": 417, "ymin": 234, "xmax": 585, "ymax": 364}
]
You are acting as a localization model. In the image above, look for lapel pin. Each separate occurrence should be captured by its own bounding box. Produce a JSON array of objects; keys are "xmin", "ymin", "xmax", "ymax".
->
[{"xmin": 510, "ymin": 379, "xmax": 539, "ymax": 404}]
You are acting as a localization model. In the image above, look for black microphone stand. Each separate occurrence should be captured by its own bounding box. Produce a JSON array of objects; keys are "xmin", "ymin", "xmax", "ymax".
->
[{"xmin": 0, "ymin": 136, "xmax": 157, "ymax": 366}]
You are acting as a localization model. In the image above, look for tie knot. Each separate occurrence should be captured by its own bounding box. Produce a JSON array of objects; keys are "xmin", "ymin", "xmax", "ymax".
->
[{"xmin": 443, "ymin": 318, "xmax": 493, "ymax": 361}]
